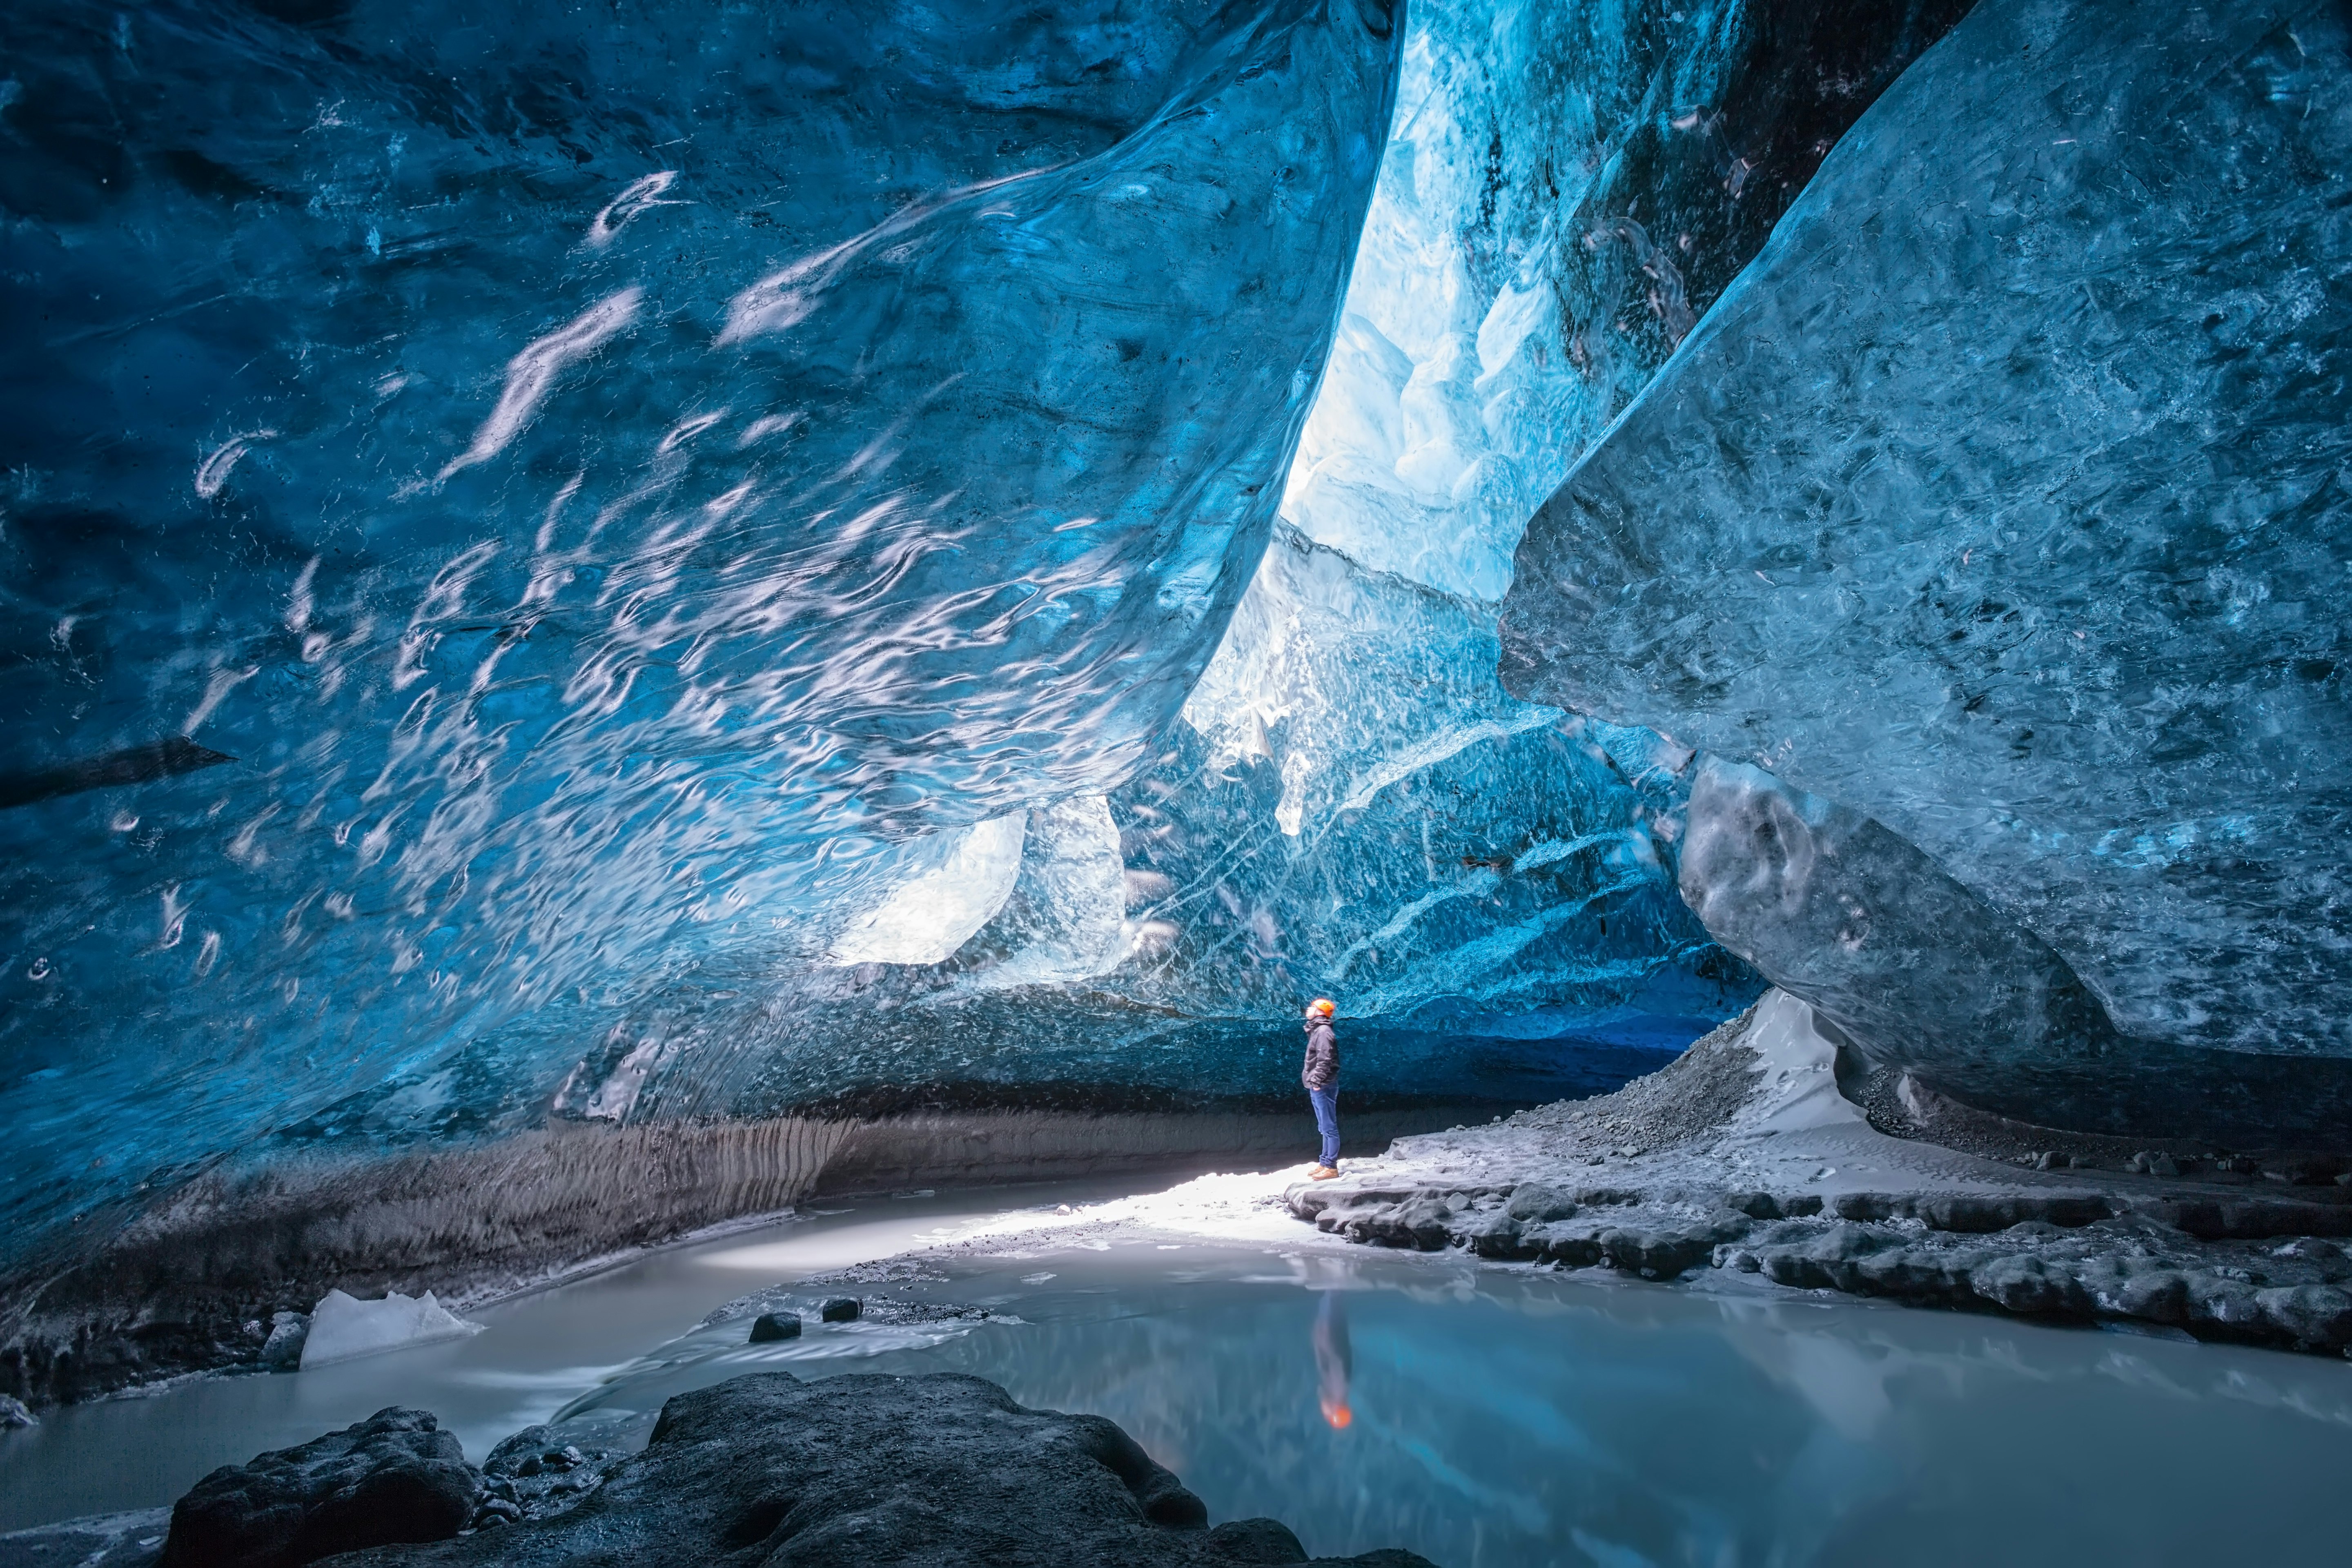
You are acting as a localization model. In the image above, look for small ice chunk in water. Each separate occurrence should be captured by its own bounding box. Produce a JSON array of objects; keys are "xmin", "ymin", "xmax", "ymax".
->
[{"xmin": 298, "ymin": 1288, "xmax": 484, "ymax": 1370}]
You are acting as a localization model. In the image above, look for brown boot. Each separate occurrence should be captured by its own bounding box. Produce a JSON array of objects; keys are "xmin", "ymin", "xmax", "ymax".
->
[{"xmin": 1309, "ymin": 1164, "xmax": 1341, "ymax": 1180}]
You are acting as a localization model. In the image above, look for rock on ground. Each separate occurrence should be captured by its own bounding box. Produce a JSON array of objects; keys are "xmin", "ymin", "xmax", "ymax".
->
[
  {"xmin": 0, "ymin": 1509, "xmax": 170, "ymax": 1568},
  {"xmin": 1290, "ymin": 992, "xmax": 2352, "ymax": 1358},
  {"xmin": 260, "ymin": 1311, "xmax": 310, "ymax": 1371},
  {"xmin": 330, "ymin": 1372, "xmax": 1431, "ymax": 1567},
  {"xmin": 158, "ymin": 1407, "xmax": 480, "ymax": 1568},
  {"xmin": 472, "ymin": 1416, "xmax": 638, "ymax": 1531}
]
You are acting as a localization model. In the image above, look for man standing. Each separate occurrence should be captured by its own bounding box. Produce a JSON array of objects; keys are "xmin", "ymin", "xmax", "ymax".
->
[{"xmin": 1303, "ymin": 998, "xmax": 1342, "ymax": 1179}]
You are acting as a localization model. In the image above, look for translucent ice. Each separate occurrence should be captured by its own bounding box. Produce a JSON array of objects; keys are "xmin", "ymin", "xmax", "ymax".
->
[
  {"xmin": 0, "ymin": 0, "xmax": 1979, "ymax": 1284},
  {"xmin": 831, "ymin": 816, "xmax": 1029, "ymax": 969},
  {"xmin": 1680, "ymin": 757, "xmax": 2352, "ymax": 1142},
  {"xmin": 0, "ymin": 0, "xmax": 1399, "ymax": 1256},
  {"xmin": 952, "ymin": 797, "xmax": 1125, "ymax": 993},
  {"xmin": 299, "ymin": 1289, "xmax": 483, "ymax": 1371},
  {"xmin": 292, "ymin": 531, "xmax": 1755, "ymax": 1140},
  {"xmin": 1280, "ymin": 0, "xmax": 1970, "ymax": 597},
  {"xmin": 1503, "ymin": 0, "xmax": 2352, "ymax": 1129}
]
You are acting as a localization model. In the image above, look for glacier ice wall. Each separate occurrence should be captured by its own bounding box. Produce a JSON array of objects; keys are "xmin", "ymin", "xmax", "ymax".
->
[
  {"xmin": 0, "ymin": 0, "xmax": 1400, "ymax": 1256},
  {"xmin": 497, "ymin": 0, "xmax": 2008, "ymax": 1134},
  {"xmin": 0, "ymin": 0, "xmax": 1985, "ymax": 1287},
  {"xmin": 1680, "ymin": 757, "xmax": 2352, "ymax": 1142},
  {"xmin": 1278, "ymin": 0, "xmax": 1971, "ymax": 598},
  {"xmin": 247, "ymin": 527, "xmax": 1749, "ymax": 1156},
  {"xmin": 1677, "ymin": 758, "xmax": 2130, "ymax": 1127},
  {"xmin": 1502, "ymin": 0, "xmax": 2352, "ymax": 1136},
  {"xmin": 962, "ymin": 0, "xmax": 1980, "ymax": 1069}
]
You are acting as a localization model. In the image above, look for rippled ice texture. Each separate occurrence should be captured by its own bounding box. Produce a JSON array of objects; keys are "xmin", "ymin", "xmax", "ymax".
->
[
  {"xmin": 0, "ymin": 0, "xmax": 1399, "ymax": 1252},
  {"xmin": 304, "ymin": 0, "xmax": 2010, "ymax": 1143},
  {"xmin": 0, "ymin": 0, "xmax": 1972, "ymax": 1272},
  {"xmin": 1501, "ymin": 0, "xmax": 2352, "ymax": 1125}
]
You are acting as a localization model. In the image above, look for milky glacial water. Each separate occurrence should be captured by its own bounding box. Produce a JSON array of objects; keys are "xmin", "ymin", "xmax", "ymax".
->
[
  {"xmin": 0, "ymin": 1182, "xmax": 1126, "ymax": 1530},
  {"xmin": 7, "ymin": 1183, "xmax": 2352, "ymax": 1567}
]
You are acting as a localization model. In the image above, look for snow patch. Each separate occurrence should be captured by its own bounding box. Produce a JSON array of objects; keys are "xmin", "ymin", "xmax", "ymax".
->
[{"xmin": 1733, "ymin": 990, "xmax": 1871, "ymax": 1137}]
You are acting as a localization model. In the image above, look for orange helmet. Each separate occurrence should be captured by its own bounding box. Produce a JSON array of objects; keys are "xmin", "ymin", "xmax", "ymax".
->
[{"xmin": 1308, "ymin": 998, "xmax": 1336, "ymax": 1017}]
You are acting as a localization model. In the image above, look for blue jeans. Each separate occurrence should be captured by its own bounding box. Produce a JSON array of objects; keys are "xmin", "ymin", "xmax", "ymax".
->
[{"xmin": 1309, "ymin": 1087, "xmax": 1341, "ymax": 1167}]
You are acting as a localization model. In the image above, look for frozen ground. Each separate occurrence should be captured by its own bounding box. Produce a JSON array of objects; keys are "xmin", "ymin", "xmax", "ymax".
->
[{"xmin": 1283, "ymin": 994, "xmax": 2352, "ymax": 1356}]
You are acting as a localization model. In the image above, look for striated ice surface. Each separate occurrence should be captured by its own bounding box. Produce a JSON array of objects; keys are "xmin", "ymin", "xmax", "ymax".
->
[
  {"xmin": 0, "ymin": 0, "xmax": 1982, "ymax": 1280},
  {"xmin": 1076, "ymin": 530, "xmax": 1718, "ymax": 1030},
  {"xmin": 1503, "ymin": 0, "xmax": 2352, "ymax": 1127},
  {"xmin": 282, "ymin": 528, "xmax": 1756, "ymax": 1145},
  {"xmin": 0, "ymin": 0, "xmax": 1399, "ymax": 1256}
]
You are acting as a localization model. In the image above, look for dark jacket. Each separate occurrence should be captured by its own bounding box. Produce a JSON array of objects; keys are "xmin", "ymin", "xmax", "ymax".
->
[{"xmin": 1302, "ymin": 1017, "xmax": 1339, "ymax": 1091}]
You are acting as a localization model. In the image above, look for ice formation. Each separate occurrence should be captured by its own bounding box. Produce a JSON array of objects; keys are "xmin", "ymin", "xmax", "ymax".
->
[
  {"xmin": 1279, "ymin": 0, "xmax": 1971, "ymax": 599},
  {"xmin": 1502, "ymin": 0, "xmax": 2352, "ymax": 1136},
  {"xmin": 0, "ymin": 0, "xmax": 1401, "ymax": 1259},
  {"xmin": 25, "ymin": 0, "xmax": 2326, "ymax": 1327},
  {"xmin": 1677, "ymin": 758, "xmax": 2124, "ymax": 1073},
  {"xmin": 829, "ymin": 815, "xmax": 1029, "ymax": 969},
  {"xmin": 267, "ymin": 0, "xmax": 2013, "ymax": 1142},
  {"xmin": 298, "ymin": 1289, "xmax": 483, "ymax": 1370}
]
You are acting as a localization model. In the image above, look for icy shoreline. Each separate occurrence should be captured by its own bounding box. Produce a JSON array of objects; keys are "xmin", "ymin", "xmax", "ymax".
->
[
  {"xmin": 1283, "ymin": 994, "xmax": 2352, "ymax": 1357},
  {"xmin": 18, "ymin": 998, "xmax": 2352, "ymax": 1421},
  {"xmin": 604, "ymin": 993, "xmax": 2352, "ymax": 1362},
  {"xmin": 0, "ymin": 1097, "xmax": 1497, "ymax": 1410}
]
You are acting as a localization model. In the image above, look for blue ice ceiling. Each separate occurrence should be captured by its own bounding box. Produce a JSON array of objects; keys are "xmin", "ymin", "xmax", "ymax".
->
[
  {"xmin": 1, "ymin": 0, "xmax": 1394, "ymax": 1248},
  {"xmin": 0, "ymin": 0, "xmax": 1995, "ymax": 1265}
]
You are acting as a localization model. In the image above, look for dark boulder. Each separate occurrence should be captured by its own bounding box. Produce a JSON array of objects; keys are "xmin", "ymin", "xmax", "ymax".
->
[
  {"xmin": 819, "ymin": 1297, "xmax": 862, "ymax": 1323},
  {"xmin": 748, "ymin": 1312, "xmax": 801, "ymax": 1342},
  {"xmin": 158, "ymin": 1407, "xmax": 479, "ymax": 1568},
  {"xmin": 1204, "ymin": 1517, "xmax": 1310, "ymax": 1563},
  {"xmin": 1502, "ymin": 1184, "xmax": 1579, "ymax": 1224},
  {"xmin": 477, "ymin": 1421, "xmax": 628, "ymax": 1527},
  {"xmin": 323, "ymin": 1371, "xmax": 1430, "ymax": 1567}
]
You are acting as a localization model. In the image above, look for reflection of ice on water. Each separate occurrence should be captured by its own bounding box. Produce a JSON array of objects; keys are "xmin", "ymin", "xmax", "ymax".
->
[{"xmin": 16, "ymin": 1183, "xmax": 2352, "ymax": 1564}]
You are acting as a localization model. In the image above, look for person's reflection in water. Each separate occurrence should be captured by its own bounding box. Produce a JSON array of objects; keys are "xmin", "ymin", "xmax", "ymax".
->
[{"xmin": 1313, "ymin": 1291, "xmax": 1352, "ymax": 1430}]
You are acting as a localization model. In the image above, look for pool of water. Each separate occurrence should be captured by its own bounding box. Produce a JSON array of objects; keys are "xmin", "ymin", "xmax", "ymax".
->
[
  {"xmin": 8, "ymin": 1179, "xmax": 2352, "ymax": 1566},
  {"xmin": 0, "ymin": 1180, "xmax": 1127, "ymax": 1530}
]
